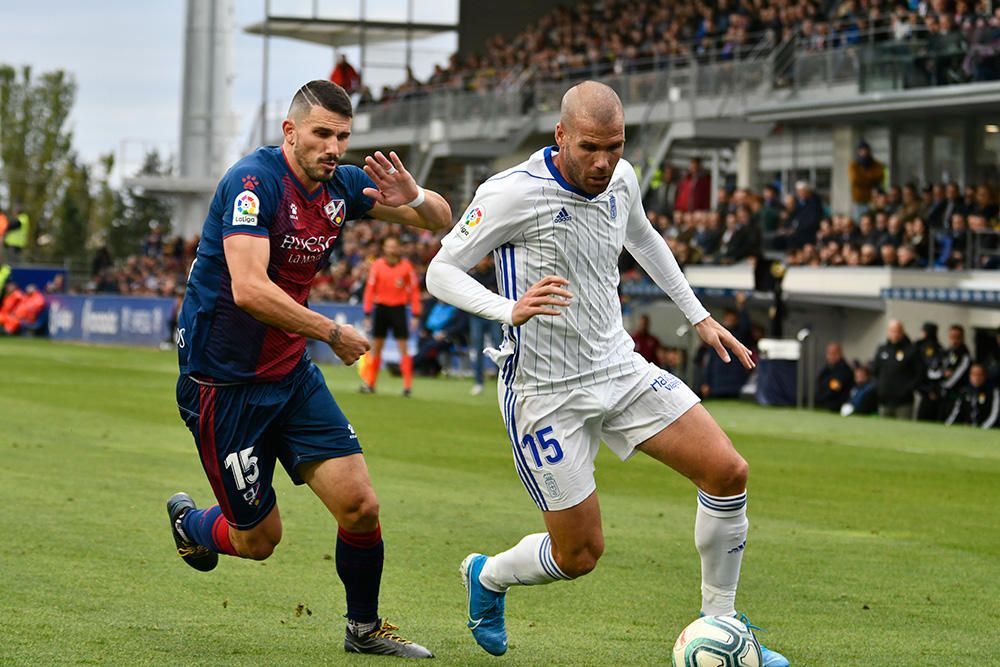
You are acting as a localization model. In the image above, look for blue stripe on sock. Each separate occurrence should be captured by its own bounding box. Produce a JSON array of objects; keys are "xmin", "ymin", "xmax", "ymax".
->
[
  {"xmin": 538, "ymin": 535, "xmax": 559, "ymax": 579},
  {"xmin": 541, "ymin": 535, "xmax": 570, "ymax": 580},
  {"xmin": 698, "ymin": 491, "xmax": 747, "ymax": 511}
]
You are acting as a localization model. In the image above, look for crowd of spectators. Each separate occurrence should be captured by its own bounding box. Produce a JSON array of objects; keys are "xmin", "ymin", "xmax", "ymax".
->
[
  {"xmin": 821, "ymin": 319, "xmax": 1000, "ymax": 428},
  {"xmin": 627, "ymin": 154, "xmax": 1000, "ymax": 279},
  {"xmin": 632, "ymin": 299, "xmax": 999, "ymax": 430},
  {"xmin": 357, "ymin": 0, "xmax": 1000, "ymax": 108}
]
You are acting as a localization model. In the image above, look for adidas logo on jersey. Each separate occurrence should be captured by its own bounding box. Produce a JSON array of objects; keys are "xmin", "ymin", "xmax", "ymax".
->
[{"xmin": 553, "ymin": 207, "xmax": 572, "ymax": 224}]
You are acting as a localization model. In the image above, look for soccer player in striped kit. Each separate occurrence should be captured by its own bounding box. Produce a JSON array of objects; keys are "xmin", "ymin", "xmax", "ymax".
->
[
  {"xmin": 427, "ymin": 81, "xmax": 789, "ymax": 666},
  {"xmin": 360, "ymin": 236, "xmax": 421, "ymax": 396}
]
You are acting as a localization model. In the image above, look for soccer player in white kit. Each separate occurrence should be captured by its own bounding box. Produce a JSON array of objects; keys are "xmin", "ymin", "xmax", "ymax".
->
[{"xmin": 426, "ymin": 81, "xmax": 789, "ymax": 667}]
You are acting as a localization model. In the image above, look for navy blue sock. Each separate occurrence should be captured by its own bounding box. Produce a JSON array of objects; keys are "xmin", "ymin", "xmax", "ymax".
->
[
  {"xmin": 336, "ymin": 524, "xmax": 384, "ymax": 624},
  {"xmin": 181, "ymin": 505, "xmax": 237, "ymax": 555}
]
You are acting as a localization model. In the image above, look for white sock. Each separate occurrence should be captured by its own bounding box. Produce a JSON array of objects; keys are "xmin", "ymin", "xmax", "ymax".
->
[
  {"xmin": 478, "ymin": 533, "xmax": 571, "ymax": 592},
  {"xmin": 695, "ymin": 490, "xmax": 749, "ymax": 617}
]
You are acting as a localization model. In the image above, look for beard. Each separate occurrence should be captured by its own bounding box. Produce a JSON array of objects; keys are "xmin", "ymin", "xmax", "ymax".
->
[
  {"xmin": 563, "ymin": 150, "xmax": 610, "ymax": 195},
  {"xmin": 294, "ymin": 142, "xmax": 337, "ymax": 183}
]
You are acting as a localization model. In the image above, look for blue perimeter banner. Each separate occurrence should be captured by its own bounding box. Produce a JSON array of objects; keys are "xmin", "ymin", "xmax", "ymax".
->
[
  {"xmin": 48, "ymin": 295, "xmax": 176, "ymax": 346},
  {"xmin": 46, "ymin": 295, "xmax": 416, "ymax": 364}
]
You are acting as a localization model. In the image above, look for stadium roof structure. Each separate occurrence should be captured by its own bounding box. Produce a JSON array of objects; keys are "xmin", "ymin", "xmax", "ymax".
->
[{"xmin": 243, "ymin": 16, "xmax": 456, "ymax": 48}]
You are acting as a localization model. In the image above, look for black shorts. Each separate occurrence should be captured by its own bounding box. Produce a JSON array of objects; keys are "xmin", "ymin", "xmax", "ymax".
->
[{"xmin": 372, "ymin": 304, "xmax": 409, "ymax": 340}]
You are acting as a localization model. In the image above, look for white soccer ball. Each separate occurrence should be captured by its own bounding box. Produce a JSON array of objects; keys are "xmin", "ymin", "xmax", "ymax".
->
[{"xmin": 671, "ymin": 615, "xmax": 762, "ymax": 667}]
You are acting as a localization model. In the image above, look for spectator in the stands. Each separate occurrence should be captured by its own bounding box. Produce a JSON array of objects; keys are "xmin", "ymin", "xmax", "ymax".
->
[
  {"xmin": 631, "ymin": 313, "xmax": 662, "ymax": 363},
  {"xmin": 896, "ymin": 243, "xmax": 921, "ymax": 268},
  {"xmin": 945, "ymin": 363, "xmax": 999, "ymax": 428},
  {"xmin": 674, "ymin": 157, "xmax": 711, "ymax": 213},
  {"xmin": 758, "ymin": 184, "xmax": 783, "ymax": 235},
  {"xmin": 970, "ymin": 184, "xmax": 999, "ymax": 221},
  {"xmin": 922, "ymin": 184, "xmax": 946, "ymax": 228},
  {"xmin": 699, "ymin": 292, "xmax": 753, "ymax": 398},
  {"xmin": 873, "ymin": 319, "xmax": 921, "ymax": 419},
  {"xmin": 914, "ymin": 321, "xmax": 946, "ymax": 421},
  {"xmin": 330, "ymin": 54, "xmax": 362, "ymax": 94},
  {"xmin": 816, "ymin": 342, "xmax": 854, "ymax": 411},
  {"xmin": 879, "ymin": 243, "xmax": 898, "ymax": 267},
  {"xmin": 940, "ymin": 182, "xmax": 967, "ymax": 229},
  {"xmin": 840, "ymin": 363, "xmax": 878, "ymax": 416},
  {"xmin": 718, "ymin": 206, "xmax": 759, "ymax": 264},
  {"xmin": 0, "ymin": 283, "xmax": 45, "ymax": 335},
  {"xmin": 898, "ymin": 183, "xmax": 922, "ymax": 221},
  {"xmin": 848, "ymin": 139, "xmax": 885, "ymax": 221},
  {"xmin": 941, "ymin": 324, "xmax": 973, "ymax": 406},
  {"xmin": 790, "ymin": 180, "xmax": 824, "ymax": 248}
]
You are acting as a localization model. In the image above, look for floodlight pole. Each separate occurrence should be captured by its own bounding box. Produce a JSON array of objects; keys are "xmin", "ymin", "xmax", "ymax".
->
[
  {"xmin": 359, "ymin": 0, "xmax": 367, "ymax": 78},
  {"xmin": 406, "ymin": 0, "xmax": 414, "ymax": 74},
  {"xmin": 260, "ymin": 0, "xmax": 271, "ymax": 147}
]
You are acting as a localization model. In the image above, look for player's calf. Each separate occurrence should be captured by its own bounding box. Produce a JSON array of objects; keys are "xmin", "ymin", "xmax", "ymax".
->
[{"xmin": 230, "ymin": 529, "xmax": 281, "ymax": 560}]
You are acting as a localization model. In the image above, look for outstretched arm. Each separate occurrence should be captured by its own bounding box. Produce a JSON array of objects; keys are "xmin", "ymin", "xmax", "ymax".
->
[
  {"xmin": 363, "ymin": 151, "xmax": 451, "ymax": 231},
  {"xmin": 624, "ymin": 199, "xmax": 754, "ymax": 369}
]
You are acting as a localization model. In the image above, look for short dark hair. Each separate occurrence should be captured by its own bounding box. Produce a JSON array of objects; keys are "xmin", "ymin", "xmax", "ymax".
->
[{"xmin": 288, "ymin": 80, "xmax": 353, "ymax": 119}]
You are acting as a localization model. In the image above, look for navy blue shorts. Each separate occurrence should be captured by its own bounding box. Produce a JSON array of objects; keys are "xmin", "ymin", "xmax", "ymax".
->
[{"xmin": 176, "ymin": 360, "xmax": 362, "ymax": 529}]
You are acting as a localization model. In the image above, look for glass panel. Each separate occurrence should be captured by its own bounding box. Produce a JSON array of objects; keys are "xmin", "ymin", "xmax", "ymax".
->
[
  {"xmin": 929, "ymin": 123, "xmax": 964, "ymax": 184},
  {"xmin": 895, "ymin": 130, "xmax": 925, "ymax": 186}
]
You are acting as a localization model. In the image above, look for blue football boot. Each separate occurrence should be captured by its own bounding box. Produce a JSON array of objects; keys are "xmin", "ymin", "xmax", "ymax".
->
[
  {"xmin": 739, "ymin": 613, "xmax": 790, "ymax": 667},
  {"xmin": 460, "ymin": 553, "xmax": 508, "ymax": 656}
]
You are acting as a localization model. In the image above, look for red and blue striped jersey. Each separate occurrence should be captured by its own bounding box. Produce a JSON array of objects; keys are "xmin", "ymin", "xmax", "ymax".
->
[{"xmin": 177, "ymin": 145, "xmax": 375, "ymax": 382}]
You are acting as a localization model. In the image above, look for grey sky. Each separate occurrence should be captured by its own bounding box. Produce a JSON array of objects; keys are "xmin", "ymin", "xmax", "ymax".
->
[{"xmin": 0, "ymin": 0, "xmax": 457, "ymax": 180}]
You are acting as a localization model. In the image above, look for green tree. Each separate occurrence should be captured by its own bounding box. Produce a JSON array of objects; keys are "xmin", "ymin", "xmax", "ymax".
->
[
  {"xmin": 52, "ymin": 154, "xmax": 92, "ymax": 265},
  {"xmin": 0, "ymin": 65, "xmax": 76, "ymax": 258},
  {"xmin": 109, "ymin": 151, "xmax": 173, "ymax": 259}
]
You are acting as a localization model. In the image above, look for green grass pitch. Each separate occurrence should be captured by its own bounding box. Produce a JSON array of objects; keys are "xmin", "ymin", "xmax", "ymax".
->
[{"xmin": 2, "ymin": 338, "xmax": 998, "ymax": 666}]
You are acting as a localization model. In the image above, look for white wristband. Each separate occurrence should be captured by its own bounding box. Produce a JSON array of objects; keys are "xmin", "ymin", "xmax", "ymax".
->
[{"xmin": 406, "ymin": 187, "xmax": 426, "ymax": 208}]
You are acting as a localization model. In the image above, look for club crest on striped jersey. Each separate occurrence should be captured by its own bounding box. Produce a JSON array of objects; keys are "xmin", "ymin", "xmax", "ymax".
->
[
  {"xmin": 609, "ymin": 193, "xmax": 617, "ymax": 219},
  {"xmin": 324, "ymin": 198, "xmax": 346, "ymax": 227},
  {"xmin": 233, "ymin": 190, "xmax": 260, "ymax": 225},
  {"xmin": 458, "ymin": 205, "xmax": 485, "ymax": 238}
]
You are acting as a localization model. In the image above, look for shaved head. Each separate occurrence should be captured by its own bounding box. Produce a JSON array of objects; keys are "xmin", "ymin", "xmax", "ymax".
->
[
  {"xmin": 553, "ymin": 81, "xmax": 625, "ymax": 195},
  {"xmin": 559, "ymin": 81, "xmax": 624, "ymax": 131}
]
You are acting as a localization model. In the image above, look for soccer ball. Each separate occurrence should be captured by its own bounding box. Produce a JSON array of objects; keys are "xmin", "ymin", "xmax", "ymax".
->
[{"xmin": 671, "ymin": 615, "xmax": 762, "ymax": 667}]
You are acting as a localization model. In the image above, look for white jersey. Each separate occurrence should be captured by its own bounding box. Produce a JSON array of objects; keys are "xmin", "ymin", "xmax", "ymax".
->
[{"xmin": 439, "ymin": 146, "xmax": 707, "ymax": 396}]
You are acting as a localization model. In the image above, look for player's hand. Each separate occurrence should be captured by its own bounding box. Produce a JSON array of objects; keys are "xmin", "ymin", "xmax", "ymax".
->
[
  {"xmin": 329, "ymin": 324, "xmax": 370, "ymax": 366},
  {"xmin": 511, "ymin": 275, "xmax": 572, "ymax": 326},
  {"xmin": 410, "ymin": 316, "xmax": 420, "ymax": 331},
  {"xmin": 362, "ymin": 151, "xmax": 419, "ymax": 207},
  {"xmin": 363, "ymin": 315, "xmax": 372, "ymax": 333},
  {"xmin": 694, "ymin": 316, "xmax": 755, "ymax": 370}
]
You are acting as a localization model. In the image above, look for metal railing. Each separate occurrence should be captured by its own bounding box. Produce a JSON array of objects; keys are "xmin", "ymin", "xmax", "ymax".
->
[{"xmin": 778, "ymin": 13, "xmax": 1000, "ymax": 92}]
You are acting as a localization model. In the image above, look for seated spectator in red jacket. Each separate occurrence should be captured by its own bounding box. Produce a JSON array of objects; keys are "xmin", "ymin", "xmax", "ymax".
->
[
  {"xmin": 631, "ymin": 314, "xmax": 661, "ymax": 363},
  {"xmin": 0, "ymin": 281, "xmax": 24, "ymax": 329},
  {"xmin": 2, "ymin": 283, "xmax": 45, "ymax": 334}
]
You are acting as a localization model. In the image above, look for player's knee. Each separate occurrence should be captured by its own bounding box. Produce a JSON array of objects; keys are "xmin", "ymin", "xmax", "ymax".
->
[
  {"xmin": 237, "ymin": 532, "xmax": 281, "ymax": 561},
  {"xmin": 707, "ymin": 450, "xmax": 748, "ymax": 496},
  {"xmin": 554, "ymin": 541, "xmax": 604, "ymax": 578},
  {"xmin": 338, "ymin": 494, "xmax": 380, "ymax": 532}
]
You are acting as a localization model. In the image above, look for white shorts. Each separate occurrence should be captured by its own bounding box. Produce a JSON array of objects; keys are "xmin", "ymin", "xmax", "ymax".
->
[{"xmin": 497, "ymin": 361, "xmax": 700, "ymax": 511}]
